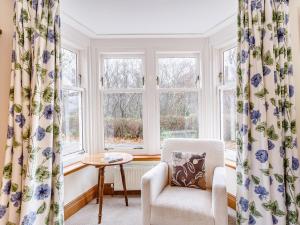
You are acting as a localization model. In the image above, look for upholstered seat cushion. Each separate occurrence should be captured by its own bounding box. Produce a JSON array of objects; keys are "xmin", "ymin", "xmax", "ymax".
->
[{"xmin": 150, "ymin": 185, "xmax": 214, "ymax": 225}]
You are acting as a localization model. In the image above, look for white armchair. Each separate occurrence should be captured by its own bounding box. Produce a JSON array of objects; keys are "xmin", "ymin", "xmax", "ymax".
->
[{"xmin": 141, "ymin": 139, "xmax": 228, "ymax": 225}]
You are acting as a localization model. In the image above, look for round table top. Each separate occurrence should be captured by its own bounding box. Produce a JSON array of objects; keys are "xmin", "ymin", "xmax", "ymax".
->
[{"xmin": 81, "ymin": 152, "xmax": 133, "ymax": 167}]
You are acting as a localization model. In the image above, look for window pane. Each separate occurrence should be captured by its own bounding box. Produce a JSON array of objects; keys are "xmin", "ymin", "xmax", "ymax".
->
[
  {"xmin": 158, "ymin": 57, "xmax": 198, "ymax": 88},
  {"xmin": 160, "ymin": 92, "xmax": 198, "ymax": 141},
  {"xmin": 61, "ymin": 48, "xmax": 77, "ymax": 86},
  {"xmin": 104, "ymin": 93, "xmax": 143, "ymax": 149},
  {"xmin": 62, "ymin": 90, "xmax": 83, "ymax": 154},
  {"xmin": 223, "ymin": 48, "xmax": 237, "ymax": 86},
  {"xmin": 222, "ymin": 89, "xmax": 237, "ymax": 151},
  {"xmin": 103, "ymin": 58, "xmax": 143, "ymax": 89}
]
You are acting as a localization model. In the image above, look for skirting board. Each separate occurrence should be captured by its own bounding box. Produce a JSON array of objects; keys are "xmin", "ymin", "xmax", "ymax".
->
[
  {"xmin": 64, "ymin": 185, "xmax": 98, "ymax": 220},
  {"xmin": 64, "ymin": 184, "xmax": 237, "ymax": 220},
  {"xmin": 227, "ymin": 193, "xmax": 236, "ymax": 210}
]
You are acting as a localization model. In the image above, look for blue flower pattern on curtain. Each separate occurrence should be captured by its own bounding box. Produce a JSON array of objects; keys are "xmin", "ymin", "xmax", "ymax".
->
[
  {"xmin": 0, "ymin": 0, "xmax": 64, "ymax": 224},
  {"xmin": 237, "ymin": 0, "xmax": 300, "ymax": 224}
]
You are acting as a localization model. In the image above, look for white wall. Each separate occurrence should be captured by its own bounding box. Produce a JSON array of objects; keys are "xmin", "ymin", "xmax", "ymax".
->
[
  {"xmin": 64, "ymin": 166, "xmax": 98, "ymax": 204},
  {"xmin": 0, "ymin": 0, "xmax": 14, "ymax": 175}
]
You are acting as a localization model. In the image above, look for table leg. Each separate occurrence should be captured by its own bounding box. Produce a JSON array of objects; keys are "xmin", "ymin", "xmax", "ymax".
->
[
  {"xmin": 120, "ymin": 164, "xmax": 128, "ymax": 206},
  {"xmin": 98, "ymin": 167, "xmax": 105, "ymax": 224},
  {"xmin": 96, "ymin": 167, "xmax": 101, "ymax": 204}
]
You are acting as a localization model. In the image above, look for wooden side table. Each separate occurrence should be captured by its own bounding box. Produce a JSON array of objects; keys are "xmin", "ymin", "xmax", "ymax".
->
[{"xmin": 81, "ymin": 152, "xmax": 133, "ymax": 224}]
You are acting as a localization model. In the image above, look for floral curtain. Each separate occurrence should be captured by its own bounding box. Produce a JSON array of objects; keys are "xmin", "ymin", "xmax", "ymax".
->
[
  {"xmin": 237, "ymin": 0, "xmax": 300, "ymax": 224},
  {"xmin": 0, "ymin": 0, "xmax": 64, "ymax": 224}
]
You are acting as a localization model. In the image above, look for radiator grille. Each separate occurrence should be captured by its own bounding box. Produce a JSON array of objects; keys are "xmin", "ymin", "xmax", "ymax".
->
[{"xmin": 113, "ymin": 164, "xmax": 155, "ymax": 191}]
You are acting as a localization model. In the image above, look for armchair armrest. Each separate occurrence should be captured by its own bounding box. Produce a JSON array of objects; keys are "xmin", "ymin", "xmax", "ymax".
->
[
  {"xmin": 212, "ymin": 167, "xmax": 228, "ymax": 225},
  {"xmin": 141, "ymin": 162, "xmax": 168, "ymax": 225}
]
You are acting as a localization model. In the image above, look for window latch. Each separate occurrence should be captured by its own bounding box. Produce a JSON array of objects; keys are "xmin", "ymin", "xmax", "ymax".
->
[
  {"xmin": 101, "ymin": 77, "xmax": 104, "ymax": 87},
  {"xmin": 156, "ymin": 76, "xmax": 159, "ymax": 86},
  {"xmin": 218, "ymin": 72, "xmax": 223, "ymax": 84},
  {"xmin": 78, "ymin": 74, "xmax": 82, "ymax": 86},
  {"xmin": 195, "ymin": 75, "xmax": 200, "ymax": 85},
  {"xmin": 142, "ymin": 76, "xmax": 145, "ymax": 86},
  {"xmin": 79, "ymin": 149, "xmax": 85, "ymax": 154}
]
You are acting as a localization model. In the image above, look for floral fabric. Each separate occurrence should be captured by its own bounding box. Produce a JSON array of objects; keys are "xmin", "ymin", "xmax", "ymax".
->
[
  {"xmin": 237, "ymin": 0, "xmax": 300, "ymax": 224},
  {"xmin": 171, "ymin": 152, "xmax": 206, "ymax": 189},
  {"xmin": 0, "ymin": 0, "xmax": 64, "ymax": 224}
]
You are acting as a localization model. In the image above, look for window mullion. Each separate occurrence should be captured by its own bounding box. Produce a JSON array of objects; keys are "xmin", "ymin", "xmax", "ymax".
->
[
  {"xmin": 158, "ymin": 88, "xmax": 199, "ymax": 93},
  {"xmin": 62, "ymin": 86, "xmax": 84, "ymax": 92}
]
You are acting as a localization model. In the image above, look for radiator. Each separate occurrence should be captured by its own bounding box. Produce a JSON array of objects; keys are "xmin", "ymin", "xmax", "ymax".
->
[{"xmin": 113, "ymin": 163, "xmax": 156, "ymax": 191}]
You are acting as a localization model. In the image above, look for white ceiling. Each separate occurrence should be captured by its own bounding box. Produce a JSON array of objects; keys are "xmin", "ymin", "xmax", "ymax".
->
[{"xmin": 61, "ymin": 0, "xmax": 237, "ymax": 37}]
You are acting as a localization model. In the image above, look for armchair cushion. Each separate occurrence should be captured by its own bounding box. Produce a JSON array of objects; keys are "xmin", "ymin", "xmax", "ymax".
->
[
  {"xmin": 171, "ymin": 152, "xmax": 206, "ymax": 189},
  {"xmin": 150, "ymin": 185, "xmax": 214, "ymax": 225},
  {"xmin": 162, "ymin": 139, "xmax": 224, "ymax": 188}
]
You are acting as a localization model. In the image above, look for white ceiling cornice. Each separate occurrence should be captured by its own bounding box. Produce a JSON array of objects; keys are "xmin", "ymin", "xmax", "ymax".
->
[
  {"xmin": 62, "ymin": 11, "xmax": 236, "ymax": 39},
  {"xmin": 61, "ymin": 11, "xmax": 97, "ymax": 38},
  {"xmin": 61, "ymin": 0, "xmax": 237, "ymax": 39}
]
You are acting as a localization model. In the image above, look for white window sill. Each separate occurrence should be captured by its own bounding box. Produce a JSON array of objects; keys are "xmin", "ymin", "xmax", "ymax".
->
[
  {"xmin": 63, "ymin": 151, "xmax": 85, "ymax": 167},
  {"xmin": 104, "ymin": 148, "xmax": 159, "ymax": 155}
]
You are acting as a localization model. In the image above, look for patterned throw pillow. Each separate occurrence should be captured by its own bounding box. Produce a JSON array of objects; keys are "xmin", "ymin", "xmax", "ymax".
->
[{"xmin": 171, "ymin": 152, "xmax": 206, "ymax": 190}]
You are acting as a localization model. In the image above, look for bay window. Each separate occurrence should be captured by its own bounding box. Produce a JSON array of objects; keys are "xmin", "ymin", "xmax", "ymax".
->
[{"xmin": 59, "ymin": 38, "xmax": 239, "ymax": 161}]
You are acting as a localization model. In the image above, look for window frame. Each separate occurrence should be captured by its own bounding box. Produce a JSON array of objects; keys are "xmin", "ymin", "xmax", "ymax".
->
[
  {"xmin": 98, "ymin": 51, "xmax": 202, "ymax": 154},
  {"xmin": 156, "ymin": 52, "xmax": 202, "ymax": 144},
  {"xmin": 61, "ymin": 46, "xmax": 85, "ymax": 158},
  {"xmin": 218, "ymin": 45, "xmax": 237, "ymax": 161},
  {"xmin": 99, "ymin": 53, "xmax": 147, "ymax": 153}
]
